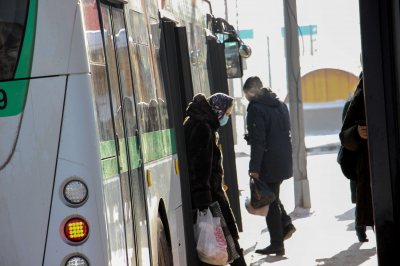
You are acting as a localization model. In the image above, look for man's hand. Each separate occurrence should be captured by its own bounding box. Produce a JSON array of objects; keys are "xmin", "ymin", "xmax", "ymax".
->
[
  {"xmin": 357, "ymin": 125, "xmax": 368, "ymax": 139},
  {"xmin": 249, "ymin": 172, "xmax": 259, "ymax": 179}
]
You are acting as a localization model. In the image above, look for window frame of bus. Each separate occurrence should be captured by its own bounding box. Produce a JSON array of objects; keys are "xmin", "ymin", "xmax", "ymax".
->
[{"xmin": 0, "ymin": 0, "xmax": 30, "ymax": 81}]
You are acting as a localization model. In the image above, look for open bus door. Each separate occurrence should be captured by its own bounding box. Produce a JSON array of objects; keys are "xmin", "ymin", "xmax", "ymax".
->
[
  {"xmin": 359, "ymin": 0, "xmax": 400, "ymax": 264},
  {"xmin": 159, "ymin": 19, "xmax": 198, "ymax": 266},
  {"xmin": 207, "ymin": 38, "xmax": 243, "ymax": 232}
]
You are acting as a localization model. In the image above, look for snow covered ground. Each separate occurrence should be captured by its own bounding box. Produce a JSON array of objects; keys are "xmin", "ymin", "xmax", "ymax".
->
[{"xmin": 234, "ymin": 136, "xmax": 377, "ymax": 266}]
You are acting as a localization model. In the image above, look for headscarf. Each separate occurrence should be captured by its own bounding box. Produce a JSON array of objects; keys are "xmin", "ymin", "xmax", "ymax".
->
[{"xmin": 207, "ymin": 93, "xmax": 234, "ymax": 119}]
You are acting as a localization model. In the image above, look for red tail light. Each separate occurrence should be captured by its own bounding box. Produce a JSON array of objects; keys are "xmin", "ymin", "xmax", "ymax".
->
[{"xmin": 64, "ymin": 218, "xmax": 88, "ymax": 242}]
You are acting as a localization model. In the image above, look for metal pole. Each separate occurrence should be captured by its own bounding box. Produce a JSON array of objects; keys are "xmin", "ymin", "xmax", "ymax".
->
[
  {"xmin": 224, "ymin": 0, "xmax": 228, "ymax": 22},
  {"xmin": 310, "ymin": 25, "xmax": 314, "ymax": 56},
  {"xmin": 267, "ymin": 36, "xmax": 272, "ymax": 88},
  {"xmin": 283, "ymin": 0, "xmax": 311, "ymax": 208}
]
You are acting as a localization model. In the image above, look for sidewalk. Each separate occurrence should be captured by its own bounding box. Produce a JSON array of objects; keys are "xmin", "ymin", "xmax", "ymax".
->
[{"xmin": 234, "ymin": 137, "xmax": 377, "ymax": 266}]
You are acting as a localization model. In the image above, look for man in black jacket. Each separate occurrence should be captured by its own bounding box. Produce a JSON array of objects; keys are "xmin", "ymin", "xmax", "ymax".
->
[{"xmin": 244, "ymin": 76, "xmax": 295, "ymax": 256}]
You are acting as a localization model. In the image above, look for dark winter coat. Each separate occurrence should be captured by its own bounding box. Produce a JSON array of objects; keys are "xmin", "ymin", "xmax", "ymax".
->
[
  {"xmin": 183, "ymin": 94, "xmax": 239, "ymax": 240},
  {"xmin": 341, "ymin": 100, "xmax": 357, "ymax": 204},
  {"xmin": 339, "ymin": 75, "xmax": 374, "ymax": 227},
  {"xmin": 247, "ymin": 88, "xmax": 293, "ymax": 183}
]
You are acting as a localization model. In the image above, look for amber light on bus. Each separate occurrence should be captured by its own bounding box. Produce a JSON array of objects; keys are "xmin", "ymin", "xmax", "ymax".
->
[{"xmin": 64, "ymin": 218, "xmax": 88, "ymax": 242}]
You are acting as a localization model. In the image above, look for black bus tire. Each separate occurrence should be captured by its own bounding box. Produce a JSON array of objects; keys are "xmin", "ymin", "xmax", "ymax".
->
[{"xmin": 158, "ymin": 217, "xmax": 173, "ymax": 266}]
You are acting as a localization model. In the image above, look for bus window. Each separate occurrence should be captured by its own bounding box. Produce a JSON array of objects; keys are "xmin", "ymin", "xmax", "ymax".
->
[
  {"xmin": 91, "ymin": 64, "xmax": 115, "ymax": 147},
  {"xmin": 185, "ymin": 22, "xmax": 203, "ymax": 95},
  {"xmin": 145, "ymin": 0, "xmax": 158, "ymax": 19},
  {"xmin": 196, "ymin": 25, "xmax": 211, "ymax": 96},
  {"xmin": 131, "ymin": 44, "xmax": 159, "ymax": 133},
  {"xmin": 128, "ymin": 10, "xmax": 173, "ymax": 162},
  {"xmin": 128, "ymin": 10, "xmax": 160, "ymax": 135},
  {"xmin": 149, "ymin": 18, "xmax": 171, "ymax": 130},
  {"xmin": 129, "ymin": 11, "xmax": 148, "ymax": 46},
  {"xmin": 0, "ymin": 0, "xmax": 29, "ymax": 80},
  {"xmin": 127, "ymin": 0, "xmax": 143, "ymax": 14},
  {"xmin": 112, "ymin": 10, "xmax": 138, "ymax": 135},
  {"xmin": 81, "ymin": 0, "xmax": 105, "ymax": 64}
]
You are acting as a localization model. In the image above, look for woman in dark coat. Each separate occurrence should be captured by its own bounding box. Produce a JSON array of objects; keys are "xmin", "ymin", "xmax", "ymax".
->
[
  {"xmin": 340, "ymin": 74, "xmax": 374, "ymax": 229},
  {"xmin": 184, "ymin": 93, "xmax": 246, "ymax": 266}
]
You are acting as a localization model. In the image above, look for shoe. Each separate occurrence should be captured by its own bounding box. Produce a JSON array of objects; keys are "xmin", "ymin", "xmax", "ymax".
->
[
  {"xmin": 255, "ymin": 245, "xmax": 285, "ymax": 255},
  {"xmin": 283, "ymin": 223, "xmax": 296, "ymax": 241},
  {"xmin": 356, "ymin": 231, "xmax": 369, "ymax": 242}
]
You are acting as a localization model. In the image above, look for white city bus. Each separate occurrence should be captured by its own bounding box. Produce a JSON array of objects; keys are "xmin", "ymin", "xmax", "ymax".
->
[{"xmin": 0, "ymin": 0, "xmax": 242, "ymax": 265}]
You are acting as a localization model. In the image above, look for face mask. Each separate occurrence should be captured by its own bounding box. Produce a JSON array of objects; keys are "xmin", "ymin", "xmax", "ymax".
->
[{"xmin": 219, "ymin": 115, "xmax": 229, "ymax": 126}]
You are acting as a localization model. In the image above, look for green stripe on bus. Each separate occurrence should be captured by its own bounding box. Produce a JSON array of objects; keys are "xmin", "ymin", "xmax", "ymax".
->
[
  {"xmin": 118, "ymin": 138, "xmax": 129, "ymax": 173},
  {"xmin": 141, "ymin": 131, "xmax": 163, "ymax": 163},
  {"xmin": 99, "ymin": 128, "xmax": 176, "ymax": 171},
  {"xmin": 101, "ymin": 157, "xmax": 119, "ymax": 179},
  {"xmin": 0, "ymin": 80, "xmax": 30, "ymax": 117},
  {"xmin": 161, "ymin": 128, "xmax": 177, "ymax": 155},
  {"xmin": 100, "ymin": 140, "xmax": 117, "ymax": 159},
  {"xmin": 100, "ymin": 138, "xmax": 141, "ymax": 169},
  {"xmin": 15, "ymin": 0, "xmax": 38, "ymax": 79},
  {"xmin": 141, "ymin": 128, "xmax": 176, "ymax": 163},
  {"xmin": 128, "ymin": 136, "xmax": 142, "ymax": 169}
]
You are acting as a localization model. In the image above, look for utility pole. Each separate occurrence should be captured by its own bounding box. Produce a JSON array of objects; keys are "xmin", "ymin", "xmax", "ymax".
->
[
  {"xmin": 310, "ymin": 25, "xmax": 314, "ymax": 56},
  {"xmin": 224, "ymin": 0, "xmax": 228, "ymax": 22},
  {"xmin": 267, "ymin": 36, "xmax": 272, "ymax": 88},
  {"xmin": 283, "ymin": 0, "xmax": 311, "ymax": 208}
]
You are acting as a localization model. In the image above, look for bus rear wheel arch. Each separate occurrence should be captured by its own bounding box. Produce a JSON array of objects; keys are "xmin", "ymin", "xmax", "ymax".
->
[{"xmin": 157, "ymin": 216, "xmax": 173, "ymax": 266}]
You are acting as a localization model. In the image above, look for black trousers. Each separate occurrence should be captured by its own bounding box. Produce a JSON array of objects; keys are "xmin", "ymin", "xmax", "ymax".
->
[{"xmin": 266, "ymin": 181, "xmax": 292, "ymax": 246}]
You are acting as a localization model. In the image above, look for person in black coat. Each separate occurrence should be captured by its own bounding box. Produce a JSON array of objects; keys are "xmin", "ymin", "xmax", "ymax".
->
[
  {"xmin": 341, "ymin": 74, "xmax": 368, "ymax": 242},
  {"xmin": 184, "ymin": 93, "xmax": 247, "ymax": 266},
  {"xmin": 340, "ymin": 73, "xmax": 374, "ymax": 229},
  {"xmin": 243, "ymin": 76, "xmax": 294, "ymax": 256}
]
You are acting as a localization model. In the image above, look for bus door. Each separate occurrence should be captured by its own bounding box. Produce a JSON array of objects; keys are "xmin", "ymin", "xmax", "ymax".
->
[
  {"xmin": 207, "ymin": 37, "xmax": 243, "ymax": 232},
  {"xmin": 98, "ymin": 3, "xmax": 152, "ymax": 266},
  {"xmin": 157, "ymin": 19, "xmax": 199, "ymax": 266}
]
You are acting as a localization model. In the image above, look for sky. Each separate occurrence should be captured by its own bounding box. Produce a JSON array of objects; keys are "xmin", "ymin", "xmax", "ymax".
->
[{"xmin": 211, "ymin": 0, "xmax": 362, "ymax": 100}]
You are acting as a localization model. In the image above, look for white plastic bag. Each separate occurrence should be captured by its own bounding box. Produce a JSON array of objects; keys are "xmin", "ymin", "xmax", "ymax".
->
[
  {"xmin": 194, "ymin": 208, "xmax": 228, "ymax": 265},
  {"xmin": 245, "ymin": 196, "xmax": 270, "ymax": 216}
]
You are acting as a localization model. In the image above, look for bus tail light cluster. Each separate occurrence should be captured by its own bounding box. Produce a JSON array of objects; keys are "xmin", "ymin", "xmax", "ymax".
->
[{"xmin": 64, "ymin": 218, "xmax": 89, "ymax": 242}]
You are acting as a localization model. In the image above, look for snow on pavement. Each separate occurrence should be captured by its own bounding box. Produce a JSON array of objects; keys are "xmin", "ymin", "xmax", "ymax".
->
[{"xmin": 235, "ymin": 151, "xmax": 377, "ymax": 266}]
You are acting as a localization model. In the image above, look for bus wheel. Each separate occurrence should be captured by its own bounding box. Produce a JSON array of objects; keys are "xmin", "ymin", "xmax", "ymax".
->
[{"xmin": 158, "ymin": 217, "xmax": 173, "ymax": 266}]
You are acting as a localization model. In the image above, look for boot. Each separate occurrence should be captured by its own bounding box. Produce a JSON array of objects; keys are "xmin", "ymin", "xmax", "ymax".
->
[
  {"xmin": 356, "ymin": 230, "xmax": 368, "ymax": 242},
  {"xmin": 283, "ymin": 223, "xmax": 296, "ymax": 241},
  {"xmin": 255, "ymin": 244, "xmax": 285, "ymax": 255}
]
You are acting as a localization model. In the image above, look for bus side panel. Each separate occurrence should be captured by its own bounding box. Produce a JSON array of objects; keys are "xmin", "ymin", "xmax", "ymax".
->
[
  {"xmin": 67, "ymin": 3, "xmax": 90, "ymax": 75},
  {"xmin": 0, "ymin": 77, "xmax": 65, "ymax": 265},
  {"xmin": 43, "ymin": 74, "xmax": 107, "ymax": 266},
  {"xmin": 31, "ymin": 0, "xmax": 78, "ymax": 77},
  {"xmin": 144, "ymin": 154, "xmax": 184, "ymax": 265},
  {"xmin": 176, "ymin": 205, "xmax": 187, "ymax": 266}
]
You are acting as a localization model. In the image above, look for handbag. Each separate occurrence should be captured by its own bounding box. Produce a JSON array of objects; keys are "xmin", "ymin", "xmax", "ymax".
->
[
  {"xmin": 337, "ymin": 145, "xmax": 358, "ymax": 181},
  {"xmin": 250, "ymin": 177, "xmax": 276, "ymax": 208},
  {"xmin": 209, "ymin": 201, "xmax": 240, "ymax": 264}
]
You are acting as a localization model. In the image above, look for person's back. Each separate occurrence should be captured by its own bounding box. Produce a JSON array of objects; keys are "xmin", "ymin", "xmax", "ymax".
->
[
  {"xmin": 247, "ymin": 88, "xmax": 293, "ymax": 183},
  {"xmin": 244, "ymin": 76, "xmax": 295, "ymax": 256}
]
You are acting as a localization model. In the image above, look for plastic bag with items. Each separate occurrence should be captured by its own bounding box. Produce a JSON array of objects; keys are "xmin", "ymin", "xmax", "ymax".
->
[
  {"xmin": 194, "ymin": 208, "xmax": 228, "ymax": 265},
  {"xmin": 244, "ymin": 196, "xmax": 270, "ymax": 216}
]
